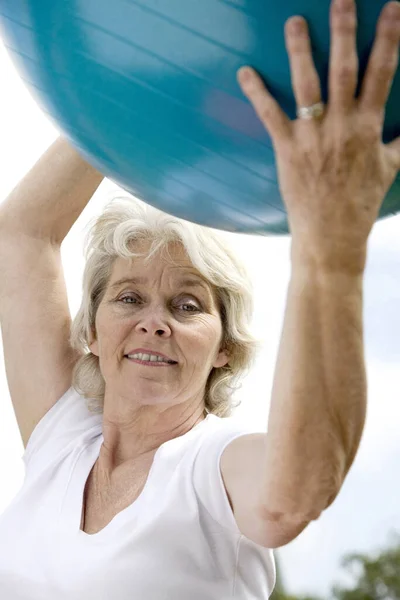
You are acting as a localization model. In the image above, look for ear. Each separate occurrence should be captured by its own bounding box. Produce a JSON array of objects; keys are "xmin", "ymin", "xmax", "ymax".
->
[
  {"xmin": 88, "ymin": 330, "xmax": 99, "ymax": 357},
  {"xmin": 213, "ymin": 348, "xmax": 230, "ymax": 369}
]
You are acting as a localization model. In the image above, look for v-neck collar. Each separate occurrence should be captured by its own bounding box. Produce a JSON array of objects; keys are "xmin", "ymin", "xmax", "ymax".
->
[{"xmin": 59, "ymin": 416, "xmax": 211, "ymax": 542}]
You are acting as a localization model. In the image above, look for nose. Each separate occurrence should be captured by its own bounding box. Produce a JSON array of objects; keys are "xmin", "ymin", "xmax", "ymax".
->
[{"xmin": 134, "ymin": 305, "xmax": 172, "ymax": 337}]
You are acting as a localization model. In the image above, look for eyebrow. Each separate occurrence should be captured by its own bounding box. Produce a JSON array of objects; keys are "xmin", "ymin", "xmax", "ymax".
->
[{"xmin": 109, "ymin": 276, "xmax": 211, "ymax": 293}]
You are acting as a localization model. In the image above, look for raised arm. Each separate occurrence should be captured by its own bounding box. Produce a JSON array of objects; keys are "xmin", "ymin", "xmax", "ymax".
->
[
  {"xmin": 238, "ymin": 0, "xmax": 400, "ymax": 525},
  {"xmin": 0, "ymin": 137, "xmax": 104, "ymax": 448},
  {"xmin": 0, "ymin": 136, "xmax": 104, "ymax": 244}
]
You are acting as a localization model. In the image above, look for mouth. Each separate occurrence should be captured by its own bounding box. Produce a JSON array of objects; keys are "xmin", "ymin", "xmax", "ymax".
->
[{"xmin": 125, "ymin": 356, "xmax": 178, "ymax": 367}]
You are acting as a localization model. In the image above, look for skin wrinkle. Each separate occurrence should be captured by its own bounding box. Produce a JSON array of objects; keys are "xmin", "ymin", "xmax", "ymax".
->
[{"xmin": 87, "ymin": 240, "xmax": 229, "ymax": 480}]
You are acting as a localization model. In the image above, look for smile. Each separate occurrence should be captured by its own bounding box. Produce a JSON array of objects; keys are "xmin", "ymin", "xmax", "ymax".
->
[{"xmin": 125, "ymin": 357, "xmax": 177, "ymax": 367}]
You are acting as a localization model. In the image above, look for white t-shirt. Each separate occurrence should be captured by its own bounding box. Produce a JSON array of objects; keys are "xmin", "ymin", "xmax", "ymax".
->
[{"xmin": 0, "ymin": 386, "xmax": 276, "ymax": 599}]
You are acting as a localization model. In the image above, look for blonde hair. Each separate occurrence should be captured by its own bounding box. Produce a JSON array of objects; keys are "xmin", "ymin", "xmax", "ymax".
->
[{"xmin": 69, "ymin": 197, "xmax": 260, "ymax": 418}]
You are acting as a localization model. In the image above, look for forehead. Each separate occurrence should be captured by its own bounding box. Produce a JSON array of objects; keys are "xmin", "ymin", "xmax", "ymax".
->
[{"xmin": 109, "ymin": 241, "xmax": 210, "ymax": 289}]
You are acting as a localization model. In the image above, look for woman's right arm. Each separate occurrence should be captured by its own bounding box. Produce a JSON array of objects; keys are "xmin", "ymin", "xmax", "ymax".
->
[
  {"xmin": 0, "ymin": 136, "xmax": 104, "ymax": 244},
  {"xmin": 0, "ymin": 137, "xmax": 104, "ymax": 450}
]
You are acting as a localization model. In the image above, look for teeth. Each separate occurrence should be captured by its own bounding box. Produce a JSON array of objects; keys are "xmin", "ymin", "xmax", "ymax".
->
[{"xmin": 127, "ymin": 353, "xmax": 172, "ymax": 363}]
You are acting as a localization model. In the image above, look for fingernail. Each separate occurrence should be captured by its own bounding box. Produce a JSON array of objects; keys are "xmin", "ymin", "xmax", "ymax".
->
[
  {"xmin": 385, "ymin": 2, "xmax": 400, "ymax": 21},
  {"xmin": 336, "ymin": 0, "xmax": 353, "ymax": 11},
  {"xmin": 238, "ymin": 67, "xmax": 252, "ymax": 84},
  {"xmin": 287, "ymin": 16, "xmax": 306, "ymax": 33}
]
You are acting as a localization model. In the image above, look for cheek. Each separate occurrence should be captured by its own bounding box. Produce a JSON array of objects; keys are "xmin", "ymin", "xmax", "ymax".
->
[
  {"xmin": 181, "ymin": 317, "xmax": 223, "ymax": 352},
  {"xmin": 96, "ymin": 311, "xmax": 129, "ymax": 347}
]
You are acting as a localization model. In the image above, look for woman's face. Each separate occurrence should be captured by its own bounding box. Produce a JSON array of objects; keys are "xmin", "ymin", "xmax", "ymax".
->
[{"xmin": 89, "ymin": 241, "xmax": 229, "ymax": 413}]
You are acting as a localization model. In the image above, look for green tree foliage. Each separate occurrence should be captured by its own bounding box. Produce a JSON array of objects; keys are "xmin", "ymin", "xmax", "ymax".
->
[
  {"xmin": 330, "ymin": 532, "xmax": 400, "ymax": 600},
  {"xmin": 270, "ymin": 531, "xmax": 400, "ymax": 600}
]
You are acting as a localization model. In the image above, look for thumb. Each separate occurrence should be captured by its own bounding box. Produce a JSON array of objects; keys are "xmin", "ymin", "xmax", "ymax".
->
[
  {"xmin": 386, "ymin": 135, "xmax": 400, "ymax": 171},
  {"xmin": 237, "ymin": 67, "xmax": 292, "ymax": 144}
]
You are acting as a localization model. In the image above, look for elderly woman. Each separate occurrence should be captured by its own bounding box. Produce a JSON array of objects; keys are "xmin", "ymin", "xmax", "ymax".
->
[{"xmin": 0, "ymin": 0, "xmax": 399, "ymax": 597}]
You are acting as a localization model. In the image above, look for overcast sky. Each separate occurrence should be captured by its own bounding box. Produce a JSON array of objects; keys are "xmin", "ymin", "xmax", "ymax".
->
[{"xmin": 0, "ymin": 39, "xmax": 399, "ymax": 598}]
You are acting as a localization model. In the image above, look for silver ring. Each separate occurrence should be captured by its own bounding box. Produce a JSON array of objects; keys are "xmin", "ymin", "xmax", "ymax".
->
[{"xmin": 297, "ymin": 101, "xmax": 325, "ymax": 120}]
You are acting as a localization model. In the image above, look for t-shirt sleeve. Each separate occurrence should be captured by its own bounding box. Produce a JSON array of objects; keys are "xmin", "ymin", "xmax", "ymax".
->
[
  {"xmin": 22, "ymin": 386, "xmax": 102, "ymax": 469},
  {"xmin": 192, "ymin": 423, "xmax": 260, "ymax": 535}
]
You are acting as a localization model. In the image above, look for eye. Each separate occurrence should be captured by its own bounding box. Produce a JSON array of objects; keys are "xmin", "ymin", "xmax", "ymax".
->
[
  {"xmin": 176, "ymin": 295, "xmax": 202, "ymax": 313},
  {"xmin": 118, "ymin": 294, "xmax": 140, "ymax": 305},
  {"xmin": 179, "ymin": 303, "xmax": 200, "ymax": 312},
  {"xmin": 117, "ymin": 294, "xmax": 201, "ymax": 312}
]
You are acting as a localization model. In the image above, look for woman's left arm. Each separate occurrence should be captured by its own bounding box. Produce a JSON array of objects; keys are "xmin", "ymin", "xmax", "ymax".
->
[
  {"xmin": 238, "ymin": 0, "xmax": 400, "ymax": 525},
  {"xmin": 259, "ymin": 262, "xmax": 365, "ymax": 523}
]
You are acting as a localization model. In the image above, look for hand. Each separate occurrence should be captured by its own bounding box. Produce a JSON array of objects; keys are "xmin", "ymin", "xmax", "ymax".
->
[{"xmin": 238, "ymin": 0, "xmax": 400, "ymax": 275}]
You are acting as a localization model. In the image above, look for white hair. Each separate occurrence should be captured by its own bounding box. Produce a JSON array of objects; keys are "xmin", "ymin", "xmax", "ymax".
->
[{"xmin": 69, "ymin": 196, "xmax": 261, "ymax": 418}]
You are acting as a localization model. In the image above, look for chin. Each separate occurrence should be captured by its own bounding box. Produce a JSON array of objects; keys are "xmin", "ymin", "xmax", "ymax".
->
[{"xmin": 127, "ymin": 384, "xmax": 176, "ymax": 406}]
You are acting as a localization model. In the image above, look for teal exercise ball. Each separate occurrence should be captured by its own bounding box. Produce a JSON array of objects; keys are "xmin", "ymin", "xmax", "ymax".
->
[{"xmin": 0, "ymin": 0, "xmax": 399, "ymax": 234}]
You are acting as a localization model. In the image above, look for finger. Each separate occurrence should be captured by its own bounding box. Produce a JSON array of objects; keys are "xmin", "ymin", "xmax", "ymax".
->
[
  {"xmin": 237, "ymin": 67, "xmax": 292, "ymax": 142},
  {"xmin": 284, "ymin": 16, "xmax": 322, "ymax": 109},
  {"xmin": 328, "ymin": 0, "xmax": 359, "ymax": 113},
  {"xmin": 386, "ymin": 136, "xmax": 400, "ymax": 170},
  {"xmin": 359, "ymin": 1, "xmax": 400, "ymax": 115}
]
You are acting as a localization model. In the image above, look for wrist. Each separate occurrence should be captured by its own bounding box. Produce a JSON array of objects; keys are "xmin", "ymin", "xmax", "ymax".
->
[
  {"xmin": 290, "ymin": 261, "xmax": 365, "ymax": 294},
  {"xmin": 290, "ymin": 238, "xmax": 367, "ymax": 278}
]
